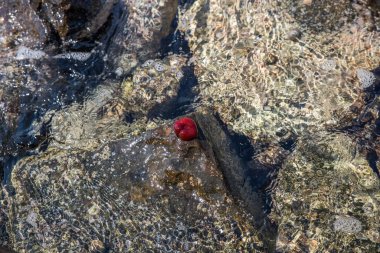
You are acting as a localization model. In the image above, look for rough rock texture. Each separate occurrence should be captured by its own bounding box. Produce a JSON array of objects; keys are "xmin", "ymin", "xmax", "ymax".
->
[
  {"xmin": 5, "ymin": 120, "xmax": 268, "ymax": 252},
  {"xmin": 1, "ymin": 0, "xmax": 380, "ymax": 252},
  {"xmin": 121, "ymin": 55, "xmax": 188, "ymax": 117},
  {"xmin": 0, "ymin": 0, "xmax": 179, "ymax": 172},
  {"xmin": 178, "ymin": 0, "xmax": 380, "ymax": 143},
  {"xmin": 108, "ymin": 0, "xmax": 179, "ymax": 74},
  {"xmin": 0, "ymin": 0, "xmax": 47, "ymax": 52},
  {"xmin": 28, "ymin": 0, "xmax": 118, "ymax": 42},
  {"xmin": 41, "ymin": 83, "xmax": 131, "ymax": 151},
  {"xmin": 0, "ymin": 2, "xmax": 182, "ymax": 250},
  {"xmin": 273, "ymin": 133, "xmax": 379, "ymax": 252},
  {"xmin": 0, "ymin": 0, "xmax": 119, "ymax": 53},
  {"xmin": 38, "ymin": 54, "xmax": 188, "ymax": 152},
  {"xmin": 177, "ymin": 0, "xmax": 380, "ymax": 252}
]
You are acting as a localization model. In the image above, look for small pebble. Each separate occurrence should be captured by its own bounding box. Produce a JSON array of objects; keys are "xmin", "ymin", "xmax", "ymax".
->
[
  {"xmin": 333, "ymin": 215, "xmax": 362, "ymax": 233},
  {"xmin": 286, "ymin": 29, "xmax": 302, "ymax": 41}
]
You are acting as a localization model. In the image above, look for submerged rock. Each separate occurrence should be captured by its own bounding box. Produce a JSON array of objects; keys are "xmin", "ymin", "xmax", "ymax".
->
[
  {"xmin": 107, "ymin": 0, "xmax": 179, "ymax": 73},
  {"xmin": 28, "ymin": 0, "xmax": 119, "ymax": 42},
  {"xmin": 0, "ymin": 0, "xmax": 180, "ymax": 178},
  {"xmin": 1, "ymin": 1, "xmax": 379, "ymax": 252},
  {"xmin": 273, "ymin": 133, "xmax": 379, "ymax": 252},
  {"xmin": 178, "ymin": 0, "xmax": 380, "ymax": 143},
  {"xmin": 195, "ymin": 111, "xmax": 271, "ymax": 224},
  {"xmin": 36, "ymin": 54, "xmax": 187, "ymax": 151},
  {"xmin": 0, "ymin": 1, "xmax": 47, "ymax": 52},
  {"xmin": 0, "ymin": 0, "xmax": 119, "ymax": 53},
  {"xmin": 121, "ymin": 55, "xmax": 188, "ymax": 117},
  {"xmin": 4, "ymin": 114, "xmax": 271, "ymax": 252},
  {"xmin": 41, "ymin": 83, "xmax": 130, "ymax": 151},
  {"xmin": 0, "ymin": 2, "xmax": 185, "ymax": 248},
  {"xmin": 176, "ymin": 3, "xmax": 380, "ymax": 251},
  {"xmin": 333, "ymin": 215, "xmax": 363, "ymax": 234}
]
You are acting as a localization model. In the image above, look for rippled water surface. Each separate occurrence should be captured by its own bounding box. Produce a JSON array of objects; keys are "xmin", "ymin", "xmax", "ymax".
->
[{"xmin": 0, "ymin": 0, "xmax": 379, "ymax": 252}]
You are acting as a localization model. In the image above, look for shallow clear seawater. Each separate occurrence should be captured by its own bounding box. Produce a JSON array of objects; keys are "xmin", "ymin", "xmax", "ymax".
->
[{"xmin": 0, "ymin": 0, "xmax": 379, "ymax": 252}]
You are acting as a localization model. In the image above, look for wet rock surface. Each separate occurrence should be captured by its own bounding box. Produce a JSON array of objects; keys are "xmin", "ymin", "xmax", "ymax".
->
[
  {"xmin": 273, "ymin": 133, "xmax": 379, "ymax": 252},
  {"xmin": 107, "ymin": 0, "xmax": 179, "ymax": 74},
  {"xmin": 178, "ymin": 0, "xmax": 379, "ymax": 144},
  {"xmin": 0, "ymin": 0, "xmax": 379, "ymax": 252},
  {"xmin": 5, "ymin": 117, "xmax": 269, "ymax": 252},
  {"xmin": 0, "ymin": 1, "xmax": 47, "ymax": 51},
  {"xmin": 0, "ymin": 1, "xmax": 183, "ymax": 250},
  {"xmin": 121, "ymin": 55, "xmax": 188, "ymax": 118},
  {"xmin": 0, "ymin": 0, "xmax": 178, "ymax": 175},
  {"xmin": 35, "ymin": 54, "xmax": 188, "ymax": 152},
  {"xmin": 178, "ymin": 0, "xmax": 380, "ymax": 252}
]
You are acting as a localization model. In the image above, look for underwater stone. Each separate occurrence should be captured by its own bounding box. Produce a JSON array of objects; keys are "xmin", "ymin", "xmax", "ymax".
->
[
  {"xmin": 107, "ymin": 0, "xmax": 178, "ymax": 73},
  {"xmin": 273, "ymin": 133, "xmax": 379, "ymax": 252},
  {"xmin": 333, "ymin": 215, "xmax": 363, "ymax": 233},
  {"xmin": 178, "ymin": 0, "xmax": 380, "ymax": 143},
  {"xmin": 4, "ymin": 114, "xmax": 269, "ymax": 252},
  {"xmin": 285, "ymin": 29, "xmax": 302, "ymax": 41},
  {"xmin": 15, "ymin": 46, "xmax": 47, "ymax": 60},
  {"xmin": 122, "ymin": 55, "xmax": 187, "ymax": 117}
]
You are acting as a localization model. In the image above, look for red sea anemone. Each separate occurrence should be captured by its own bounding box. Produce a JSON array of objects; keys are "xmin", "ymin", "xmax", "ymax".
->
[{"xmin": 173, "ymin": 117, "xmax": 198, "ymax": 141}]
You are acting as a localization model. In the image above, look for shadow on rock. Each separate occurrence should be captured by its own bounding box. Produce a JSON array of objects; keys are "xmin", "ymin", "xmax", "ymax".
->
[
  {"xmin": 195, "ymin": 110, "xmax": 286, "ymax": 252},
  {"xmin": 3, "ymin": 111, "xmax": 282, "ymax": 252}
]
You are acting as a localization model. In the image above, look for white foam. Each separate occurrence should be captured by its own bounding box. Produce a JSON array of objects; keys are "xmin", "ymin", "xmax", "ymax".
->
[
  {"xmin": 53, "ymin": 52, "xmax": 92, "ymax": 61},
  {"xmin": 15, "ymin": 46, "xmax": 47, "ymax": 60},
  {"xmin": 357, "ymin": 68, "xmax": 376, "ymax": 89}
]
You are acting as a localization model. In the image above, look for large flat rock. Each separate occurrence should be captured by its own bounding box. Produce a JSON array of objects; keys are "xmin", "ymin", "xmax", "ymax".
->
[{"xmin": 5, "ymin": 116, "xmax": 270, "ymax": 252}]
